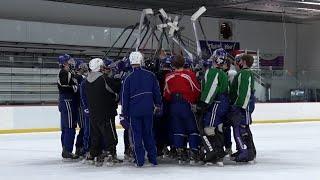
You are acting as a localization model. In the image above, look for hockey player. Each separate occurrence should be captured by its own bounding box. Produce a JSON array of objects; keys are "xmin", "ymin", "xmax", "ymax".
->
[
  {"xmin": 73, "ymin": 59, "xmax": 88, "ymax": 157},
  {"xmin": 197, "ymin": 48, "xmax": 229, "ymax": 165},
  {"xmin": 228, "ymin": 54, "xmax": 256, "ymax": 162},
  {"xmin": 164, "ymin": 55, "xmax": 201, "ymax": 165},
  {"xmin": 84, "ymin": 58, "xmax": 121, "ymax": 166},
  {"xmin": 57, "ymin": 54, "xmax": 79, "ymax": 160},
  {"xmin": 222, "ymin": 58, "xmax": 237, "ymax": 156},
  {"xmin": 154, "ymin": 56, "xmax": 174, "ymax": 158},
  {"xmin": 121, "ymin": 51, "xmax": 162, "ymax": 167},
  {"xmin": 79, "ymin": 71, "xmax": 90, "ymax": 159},
  {"xmin": 183, "ymin": 57, "xmax": 193, "ymax": 70}
]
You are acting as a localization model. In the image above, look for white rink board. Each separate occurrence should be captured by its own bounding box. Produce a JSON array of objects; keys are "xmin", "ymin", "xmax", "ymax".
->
[
  {"xmin": 253, "ymin": 103, "xmax": 320, "ymax": 121},
  {"xmin": 0, "ymin": 103, "xmax": 320, "ymax": 130}
]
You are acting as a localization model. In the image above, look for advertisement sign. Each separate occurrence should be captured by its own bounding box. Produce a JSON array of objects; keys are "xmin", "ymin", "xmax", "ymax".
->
[{"xmin": 199, "ymin": 40, "xmax": 240, "ymax": 58}]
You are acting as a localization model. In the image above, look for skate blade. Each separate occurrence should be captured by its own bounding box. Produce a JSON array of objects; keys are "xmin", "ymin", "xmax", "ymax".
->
[
  {"xmin": 189, "ymin": 160, "xmax": 204, "ymax": 166},
  {"xmin": 205, "ymin": 161, "xmax": 224, "ymax": 167},
  {"xmin": 62, "ymin": 158, "xmax": 79, "ymax": 162},
  {"xmin": 104, "ymin": 162, "xmax": 114, "ymax": 167},
  {"xmin": 81, "ymin": 159, "xmax": 94, "ymax": 165},
  {"xmin": 189, "ymin": 160, "xmax": 196, "ymax": 166},
  {"xmin": 178, "ymin": 160, "xmax": 187, "ymax": 165},
  {"xmin": 94, "ymin": 162, "xmax": 103, "ymax": 167},
  {"xmin": 236, "ymin": 160, "xmax": 256, "ymax": 165},
  {"xmin": 144, "ymin": 163, "xmax": 158, "ymax": 167},
  {"xmin": 123, "ymin": 158, "xmax": 134, "ymax": 163},
  {"xmin": 216, "ymin": 161, "xmax": 224, "ymax": 167}
]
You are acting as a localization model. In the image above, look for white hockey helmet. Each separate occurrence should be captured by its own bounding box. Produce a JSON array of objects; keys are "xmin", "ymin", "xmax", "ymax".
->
[
  {"xmin": 129, "ymin": 51, "xmax": 144, "ymax": 65},
  {"xmin": 89, "ymin": 58, "xmax": 104, "ymax": 72}
]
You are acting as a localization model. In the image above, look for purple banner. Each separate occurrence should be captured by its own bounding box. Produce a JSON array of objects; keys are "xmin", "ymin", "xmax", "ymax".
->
[
  {"xmin": 199, "ymin": 40, "xmax": 240, "ymax": 58},
  {"xmin": 260, "ymin": 55, "xmax": 284, "ymax": 70}
]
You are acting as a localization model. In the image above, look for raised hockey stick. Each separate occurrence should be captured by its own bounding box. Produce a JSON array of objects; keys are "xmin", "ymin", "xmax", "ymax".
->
[
  {"xmin": 191, "ymin": 6, "xmax": 207, "ymax": 60},
  {"xmin": 159, "ymin": 8, "xmax": 194, "ymax": 60},
  {"xmin": 198, "ymin": 18, "xmax": 212, "ymax": 56},
  {"xmin": 136, "ymin": 8, "xmax": 154, "ymax": 51}
]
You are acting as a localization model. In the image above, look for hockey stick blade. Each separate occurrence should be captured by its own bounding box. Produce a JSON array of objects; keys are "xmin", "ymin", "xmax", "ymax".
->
[{"xmin": 191, "ymin": 6, "xmax": 207, "ymax": 21}]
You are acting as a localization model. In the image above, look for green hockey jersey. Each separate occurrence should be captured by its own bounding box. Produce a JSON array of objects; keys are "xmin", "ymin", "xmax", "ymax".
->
[
  {"xmin": 200, "ymin": 68, "xmax": 229, "ymax": 105},
  {"xmin": 229, "ymin": 68, "xmax": 255, "ymax": 109}
]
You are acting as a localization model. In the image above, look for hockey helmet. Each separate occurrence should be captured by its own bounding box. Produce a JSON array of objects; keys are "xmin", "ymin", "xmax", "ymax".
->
[
  {"xmin": 58, "ymin": 54, "xmax": 72, "ymax": 65},
  {"xmin": 129, "ymin": 51, "xmax": 144, "ymax": 65},
  {"xmin": 211, "ymin": 48, "xmax": 227, "ymax": 65},
  {"xmin": 89, "ymin": 58, "xmax": 104, "ymax": 72}
]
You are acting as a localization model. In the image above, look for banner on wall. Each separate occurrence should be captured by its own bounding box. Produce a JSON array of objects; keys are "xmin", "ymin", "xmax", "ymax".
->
[
  {"xmin": 259, "ymin": 53, "xmax": 284, "ymax": 70},
  {"xmin": 231, "ymin": 50, "xmax": 284, "ymax": 70},
  {"xmin": 199, "ymin": 40, "xmax": 240, "ymax": 58}
]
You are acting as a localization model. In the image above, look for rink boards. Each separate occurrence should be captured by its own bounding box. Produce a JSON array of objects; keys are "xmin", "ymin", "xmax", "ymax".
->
[{"xmin": 0, "ymin": 103, "xmax": 320, "ymax": 134}]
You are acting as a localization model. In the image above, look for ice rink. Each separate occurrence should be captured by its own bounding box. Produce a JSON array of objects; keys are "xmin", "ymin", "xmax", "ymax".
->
[{"xmin": 0, "ymin": 122, "xmax": 319, "ymax": 180}]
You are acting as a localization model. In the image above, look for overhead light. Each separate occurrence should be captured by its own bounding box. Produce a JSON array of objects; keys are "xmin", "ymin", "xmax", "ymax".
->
[
  {"xmin": 296, "ymin": 1, "xmax": 320, "ymax": 5},
  {"xmin": 297, "ymin": 7, "xmax": 320, "ymax": 12}
]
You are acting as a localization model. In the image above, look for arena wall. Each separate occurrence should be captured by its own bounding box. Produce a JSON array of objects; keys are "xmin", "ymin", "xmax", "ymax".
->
[{"xmin": 0, "ymin": 103, "xmax": 319, "ymax": 133}]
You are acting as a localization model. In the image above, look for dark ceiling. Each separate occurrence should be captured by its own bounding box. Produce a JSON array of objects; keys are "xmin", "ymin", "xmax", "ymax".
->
[{"xmin": 45, "ymin": 0, "xmax": 320, "ymax": 23}]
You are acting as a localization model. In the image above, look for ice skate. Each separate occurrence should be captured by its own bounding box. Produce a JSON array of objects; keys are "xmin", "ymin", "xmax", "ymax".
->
[
  {"xmin": 177, "ymin": 148, "xmax": 187, "ymax": 165},
  {"xmin": 82, "ymin": 152, "xmax": 94, "ymax": 165},
  {"xmin": 230, "ymin": 151, "xmax": 239, "ymax": 161},
  {"xmin": 111, "ymin": 154, "xmax": 124, "ymax": 164},
  {"xmin": 61, "ymin": 149, "xmax": 79, "ymax": 161},
  {"xmin": 168, "ymin": 148, "xmax": 178, "ymax": 160},
  {"xmin": 215, "ymin": 158, "xmax": 224, "ymax": 167},
  {"xmin": 102, "ymin": 151, "xmax": 114, "ymax": 166},
  {"xmin": 189, "ymin": 150, "xmax": 201, "ymax": 166},
  {"xmin": 94, "ymin": 155, "xmax": 104, "ymax": 167},
  {"xmin": 161, "ymin": 147, "xmax": 170, "ymax": 159},
  {"xmin": 75, "ymin": 147, "xmax": 85, "ymax": 159},
  {"xmin": 224, "ymin": 147, "xmax": 233, "ymax": 157}
]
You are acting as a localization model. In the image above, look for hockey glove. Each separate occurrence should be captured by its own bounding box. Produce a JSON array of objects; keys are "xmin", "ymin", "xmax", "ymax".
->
[
  {"xmin": 119, "ymin": 115, "xmax": 129, "ymax": 130},
  {"xmin": 154, "ymin": 104, "xmax": 163, "ymax": 118},
  {"xmin": 196, "ymin": 101, "xmax": 209, "ymax": 115}
]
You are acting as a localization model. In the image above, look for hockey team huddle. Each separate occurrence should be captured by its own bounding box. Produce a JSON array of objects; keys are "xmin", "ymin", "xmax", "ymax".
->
[{"xmin": 57, "ymin": 48, "xmax": 256, "ymax": 167}]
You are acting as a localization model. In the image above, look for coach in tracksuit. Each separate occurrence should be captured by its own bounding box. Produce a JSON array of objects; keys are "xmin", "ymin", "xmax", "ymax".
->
[
  {"xmin": 84, "ymin": 58, "xmax": 121, "ymax": 165},
  {"xmin": 57, "ymin": 54, "xmax": 78, "ymax": 159},
  {"xmin": 121, "ymin": 51, "xmax": 162, "ymax": 167}
]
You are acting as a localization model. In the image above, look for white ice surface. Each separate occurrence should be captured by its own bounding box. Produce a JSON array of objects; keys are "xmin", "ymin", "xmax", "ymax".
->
[{"xmin": 0, "ymin": 122, "xmax": 319, "ymax": 180}]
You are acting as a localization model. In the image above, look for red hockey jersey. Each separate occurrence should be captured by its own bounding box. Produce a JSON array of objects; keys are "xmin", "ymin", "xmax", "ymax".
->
[{"xmin": 164, "ymin": 70, "xmax": 200, "ymax": 104}]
